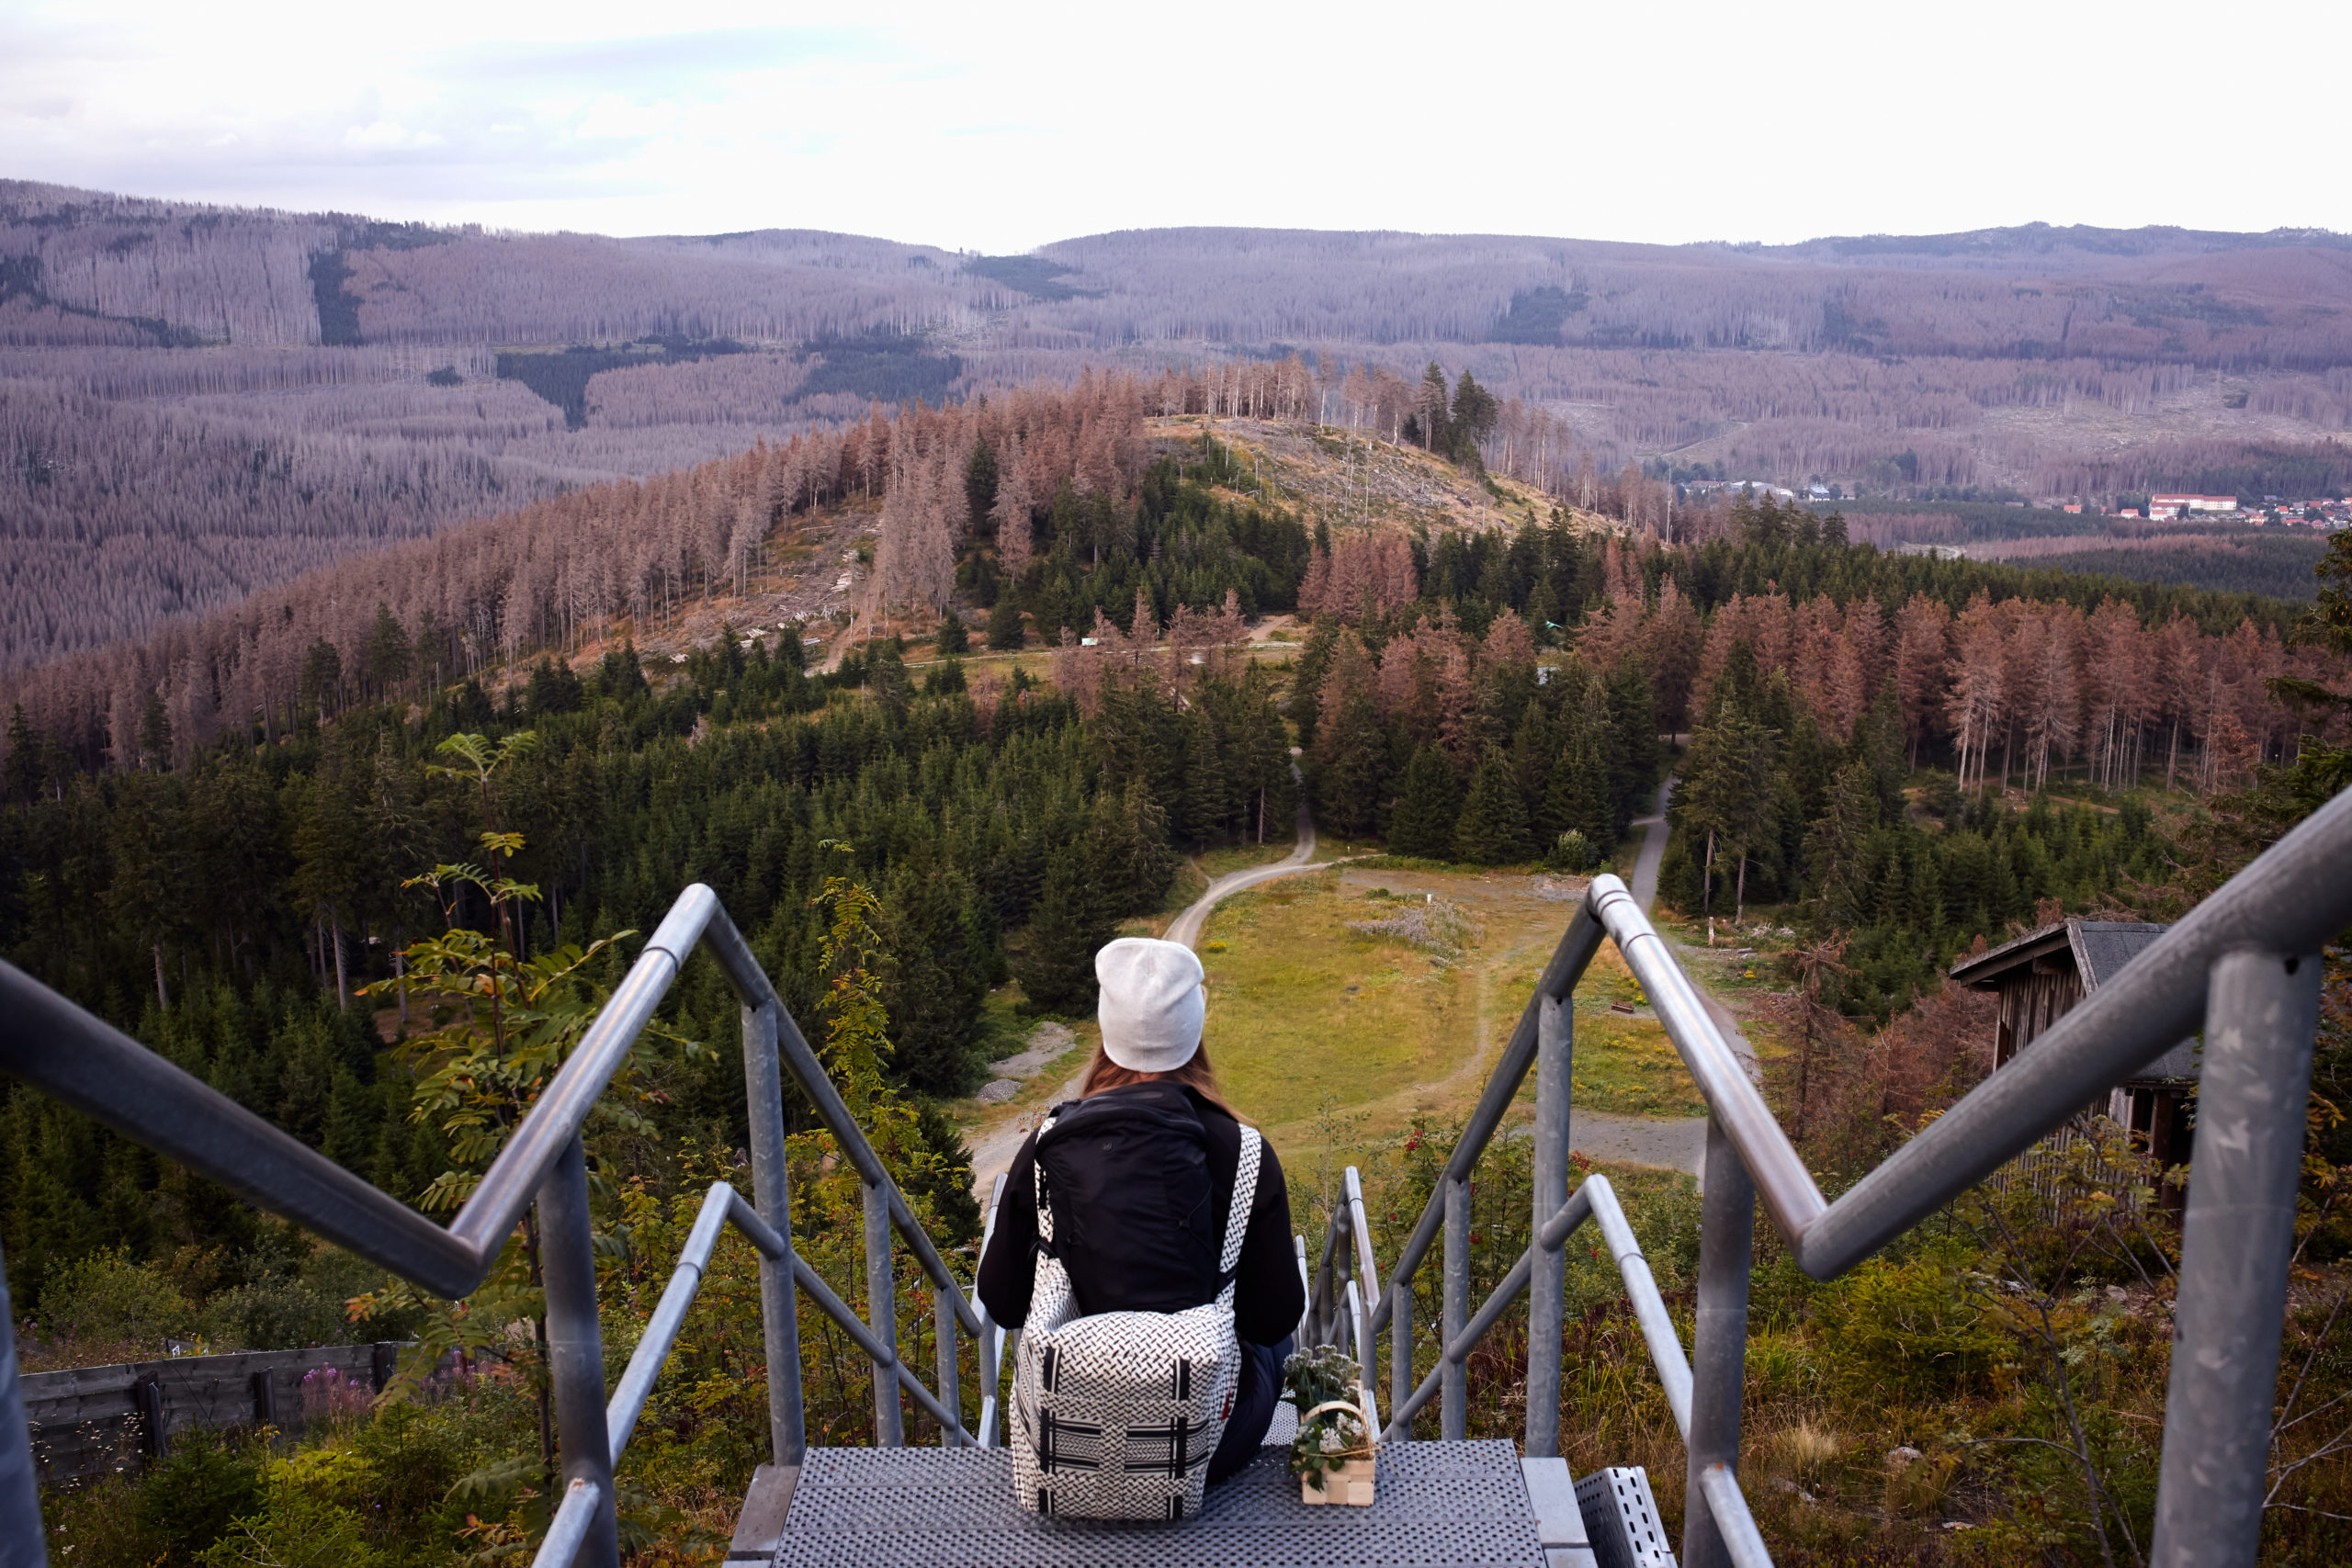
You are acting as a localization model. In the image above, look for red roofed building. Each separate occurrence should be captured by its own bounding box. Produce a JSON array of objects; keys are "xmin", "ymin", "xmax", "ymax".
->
[{"xmin": 2148, "ymin": 493, "xmax": 2238, "ymax": 519}]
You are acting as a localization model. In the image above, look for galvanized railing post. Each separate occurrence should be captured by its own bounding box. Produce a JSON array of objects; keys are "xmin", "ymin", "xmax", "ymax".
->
[
  {"xmin": 1684, "ymin": 1115, "xmax": 1755, "ymax": 1568},
  {"xmin": 2152, "ymin": 947, "xmax": 2324, "ymax": 1568},
  {"xmin": 1344, "ymin": 1167, "xmax": 1379, "ymax": 1404},
  {"xmin": 976, "ymin": 1174, "xmax": 1007, "ymax": 1448},
  {"xmin": 739, "ymin": 999, "xmax": 805, "ymax": 1465},
  {"xmin": 0, "ymin": 1236, "xmax": 44, "ymax": 1568},
  {"xmin": 1527, "ymin": 991, "xmax": 1571, "ymax": 1459},
  {"xmin": 1442, "ymin": 1174, "xmax": 1469, "ymax": 1439},
  {"xmin": 1315, "ymin": 1218, "xmax": 1339, "ymax": 1347},
  {"xmin": 863, "ymin": 1180, "xmax": 903, "ymax": 1446},
  {"xmin": 539, "ymin": 1135, "xmax": 620, "ymax": 1568},
  {"xmin": 1390, "ymin": 1280, "xmax": 1413, "ymax": 1439},
  {"xmin": 1345, "ymin": 1203, "xmax": 1363, "ymax": 1363},
  {"xmin": 934, "ymin": 1285, "xmax": 958, "ymax": 1447}
]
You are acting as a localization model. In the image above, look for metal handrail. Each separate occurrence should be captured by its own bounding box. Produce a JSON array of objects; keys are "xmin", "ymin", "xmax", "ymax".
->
[
  {"xmin": 0, "ymin": 884, "xmax": 995, "ymax": 1568},
  {"xmin": 975, "ymin": 1174, "xmax": 1010, "ymax": 1450},
  {"xmin": 1312, "ymin": 787, "xmax": 2352, "ymax": 1568},
  {"xmin": 1374, "ymin": 1174, "xmax": 1767, "ymax": 1568}
]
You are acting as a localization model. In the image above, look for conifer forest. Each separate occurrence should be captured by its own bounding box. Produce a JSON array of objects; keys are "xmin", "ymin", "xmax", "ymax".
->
[{"xmin": 7, "ymin": 178, "xmax": 2352, "ymax": 1566}]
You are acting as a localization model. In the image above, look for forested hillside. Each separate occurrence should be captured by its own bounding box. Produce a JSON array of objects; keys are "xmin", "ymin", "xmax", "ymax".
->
[
  {"xmin": 10, "ymin": 388, "xmax": 2352, "ymax": 1562},
  {"xmin": 7, "ymin": 180, "xmax": 2352, "ymax": 671},
  {"xmin": 0, "ymin": 475, "xmax": 2332, "ymax": 1320},
  {"xmin": 0, "ymin": 428, "xmax": 1322, "ymax": 1308}
]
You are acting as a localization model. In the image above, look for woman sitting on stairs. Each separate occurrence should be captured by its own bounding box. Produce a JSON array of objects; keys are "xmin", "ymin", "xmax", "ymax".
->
[{"xmin": 978, "ymin": 937, "xmax": 1305, "ymax": 1486}]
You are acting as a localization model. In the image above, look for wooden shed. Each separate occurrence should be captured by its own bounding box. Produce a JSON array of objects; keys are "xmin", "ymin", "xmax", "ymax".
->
[{"xmin": 1949, "ymin": 919, "xmax": 2196, "ymax": 1171}]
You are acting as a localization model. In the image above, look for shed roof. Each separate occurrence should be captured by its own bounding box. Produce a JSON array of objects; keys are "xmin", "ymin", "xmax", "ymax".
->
[
  {"xmin": 1948, "ymin": 919, "xmax": 2170, "ymax": 991},
  {"xmin": 1949, "ymin": 919, "xmax": 2192, "ymax": 1080}
]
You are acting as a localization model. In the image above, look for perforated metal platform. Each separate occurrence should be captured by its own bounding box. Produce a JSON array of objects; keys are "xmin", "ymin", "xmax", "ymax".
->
[{"xmin": 771, "ymin": 1441, "xmax": 1547, "ymax": 1567}]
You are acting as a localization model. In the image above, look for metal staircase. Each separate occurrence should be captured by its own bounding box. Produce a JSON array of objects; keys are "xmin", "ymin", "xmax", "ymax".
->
[{"xmin": 6, "ymin": 787, "xmax": 2352, "ymax": 1568}]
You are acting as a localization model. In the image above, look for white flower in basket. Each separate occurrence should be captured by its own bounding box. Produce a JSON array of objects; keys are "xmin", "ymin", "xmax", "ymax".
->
[{"xmin": 1294, "ymin": 1391, "xmax": 1378, "ymax": 1506}]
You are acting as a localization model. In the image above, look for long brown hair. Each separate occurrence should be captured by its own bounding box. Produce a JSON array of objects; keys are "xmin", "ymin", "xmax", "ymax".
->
[{"xmin": 1079, "ymin": 1038, "xmax": 1243, "ymax": 1122}]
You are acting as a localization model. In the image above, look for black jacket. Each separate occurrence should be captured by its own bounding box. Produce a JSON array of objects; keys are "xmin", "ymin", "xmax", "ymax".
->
[{"xmin": 978, "ymin": 1083, "xmax": 1304, "ymax": 1348}]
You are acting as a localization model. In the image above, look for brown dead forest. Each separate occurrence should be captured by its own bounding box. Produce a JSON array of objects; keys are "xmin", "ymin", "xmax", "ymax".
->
[{"xmin": 6, "ymin": 179, "xmax": 2352, "ymax": 674}]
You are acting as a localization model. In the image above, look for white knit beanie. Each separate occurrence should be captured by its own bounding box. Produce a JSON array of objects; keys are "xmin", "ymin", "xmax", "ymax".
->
[{"xmin": 1096, "ymin": 937, "xmax": 1206, "ymax": 1073}]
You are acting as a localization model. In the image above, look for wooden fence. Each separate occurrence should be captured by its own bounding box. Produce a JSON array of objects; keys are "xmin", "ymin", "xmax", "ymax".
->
[{"xmin": 24, "ymin": 1341, "xmax": 411, "ymax": 1484}]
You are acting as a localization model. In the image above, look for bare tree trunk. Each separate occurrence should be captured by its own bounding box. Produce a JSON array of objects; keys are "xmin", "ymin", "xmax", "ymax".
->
[
  {"xmin": 331, "ymin": 908, "xmax": 349, "ymax": 1011},
  {"xmin": 1703, "ymin": 829, "xmax": 1717, "ymax": 939},
  {"xmin": 153, "ymin": 942, "xmax": 169, "ymax": 1011}
]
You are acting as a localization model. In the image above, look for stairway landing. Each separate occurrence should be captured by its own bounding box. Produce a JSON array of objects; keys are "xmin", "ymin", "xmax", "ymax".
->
[{"xmin": 741, "ymin": 1439, "xmax": 1600, "ymax": 1568}]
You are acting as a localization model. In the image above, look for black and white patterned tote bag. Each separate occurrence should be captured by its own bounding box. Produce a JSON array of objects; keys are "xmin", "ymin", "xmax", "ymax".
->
[{"xmin": 1011, "ymin": 1117, "xmax": 1262, "ymax": 1519}]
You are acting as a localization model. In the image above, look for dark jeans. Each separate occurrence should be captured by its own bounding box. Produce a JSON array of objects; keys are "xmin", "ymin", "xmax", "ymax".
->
[{"xmin": 1207, "ymin": 1336, "xmax": 1294, "ymax": 1484}]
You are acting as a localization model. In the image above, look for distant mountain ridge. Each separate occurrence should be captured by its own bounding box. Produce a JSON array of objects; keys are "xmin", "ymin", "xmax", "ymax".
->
[
  {"xmin": 4, "ymin": 175, "xmax": 2350, "ymax": 674},
  {"xmin": 1767, "ymin": 220, "xmax": 2352, "ymax": 265}
]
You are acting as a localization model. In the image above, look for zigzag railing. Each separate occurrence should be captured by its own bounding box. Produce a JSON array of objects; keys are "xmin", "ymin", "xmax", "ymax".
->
[
  {"xmin": 0, "ymin": 886, "xmax": 993, "ymax": 1568},
  {"xmin": 1305, "ymin": 787, "xmax": 2352, "ymax": 1568}
]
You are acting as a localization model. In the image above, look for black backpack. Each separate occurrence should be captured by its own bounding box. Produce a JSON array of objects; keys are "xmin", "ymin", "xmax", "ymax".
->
[{"xmin": 1033, "ymin": 1082, "xmax": 1221, "ymax": 1316}]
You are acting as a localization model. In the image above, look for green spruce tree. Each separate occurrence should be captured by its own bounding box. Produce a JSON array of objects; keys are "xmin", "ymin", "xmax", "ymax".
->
[
  {"xmin": 1389, "ymin": 746, "xmax": 1463, "ymax": 860},
  {"xmin": 964, "ymin": 435, "xmax": 1001, "ymax": 533},
  {"xmin": 1016, "ymin": 847, "xmax": 1113, "ymax": 1012},
  {"xmin": 987, "ymin": 595, "xmax": 1025, "ymax": 651},
  {"xmin": 1453, "ymin": 744, "xmax": 1534, "ymax": 865}
]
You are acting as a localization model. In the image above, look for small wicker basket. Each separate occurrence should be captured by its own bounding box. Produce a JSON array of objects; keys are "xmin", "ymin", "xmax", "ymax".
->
[{"xmin": 1295, "ymin": 1398, "xmax": 1377, "ymax": 1506}]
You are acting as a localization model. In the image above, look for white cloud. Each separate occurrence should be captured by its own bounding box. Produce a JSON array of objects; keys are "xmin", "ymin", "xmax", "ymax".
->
[{"xmin": 0, "ymin": 0, "xmax": 2342, "ymax": 251}]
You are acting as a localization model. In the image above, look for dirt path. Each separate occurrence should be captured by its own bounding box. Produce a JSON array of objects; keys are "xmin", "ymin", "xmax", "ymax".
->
[
  {"xmin": 964, "ymin": 766, "xmax": 1750, "ymax": 1199},
  {"xmin": 965, "ymin": 1062, "xmax": 1090, "ymax": 1207},
  {"xmin": 1626, "ymin": 772, "xmax": 1760, "ymax": 1085},
  {"xmin": 1163, "ymin": 766, "xmax": 1318, "ymax": 948},
  {"xmin": 970, "ymin": 767, "xmax": 1321, "ymax": 1200},
  {"xmin": 1630, "ymin": 776, "xmax": 1674, "ymax": 913}
]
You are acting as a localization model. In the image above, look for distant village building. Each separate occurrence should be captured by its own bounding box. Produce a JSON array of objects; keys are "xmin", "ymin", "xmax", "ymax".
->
[
  {"xmin": 1950, "ymin": 919, "xmax": 2195, "ymax": 1170},
  {"xmin": 1686, "ymin": 479, "xmax": 1797, "ymax": 502},
  {"xmin": 2148, "ymin": 493, "xmax": 2239, "ymax": 519}
]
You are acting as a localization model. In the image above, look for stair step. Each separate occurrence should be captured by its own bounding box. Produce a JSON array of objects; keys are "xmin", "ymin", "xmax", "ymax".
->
[{"xmin": 768, "ymin": 1440, "xmax": 1547, "ymax": 1566}]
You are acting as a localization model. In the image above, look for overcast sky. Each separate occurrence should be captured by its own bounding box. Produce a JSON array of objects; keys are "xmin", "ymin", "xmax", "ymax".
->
[{"xmin": 2, "ymin": 0, "xmax": 2338, "ymax": 253}]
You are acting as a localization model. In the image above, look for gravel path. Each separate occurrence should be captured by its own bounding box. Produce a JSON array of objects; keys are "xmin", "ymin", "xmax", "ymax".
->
[
  {"xmin": 1162, "ymin": 765, "xmax": 1318, "ymax": 948},
  {"xmin": 1629, "ymin": 776, "xmax": 1674, "ymax": 913},
  {"xmin": 971, "ymin": 770, "xmax": 1322, "ymax": 1200},
  {"xmin": 966, "ymin": 763, "xmax": 1749, "ymax": 1198},
  {"xmin": 1567, "ymin": 1108, "xmax": 1707, "ymax": 1177}
]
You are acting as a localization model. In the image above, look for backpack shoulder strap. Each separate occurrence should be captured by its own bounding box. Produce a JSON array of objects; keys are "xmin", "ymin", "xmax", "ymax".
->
[
  {"xmin": 1031, "ymin": 1113, "xmax": 1061, "ymax": 1247},
  {"xmin": 1216, "ymin": 1126, "xmax": 1263, "ymax": 1303}
]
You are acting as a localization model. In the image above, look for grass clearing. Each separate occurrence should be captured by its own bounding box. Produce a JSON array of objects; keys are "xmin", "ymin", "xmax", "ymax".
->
[{"xmin": 1196, "ymin": 870, "xmax": 1702, "ymax": 1157}]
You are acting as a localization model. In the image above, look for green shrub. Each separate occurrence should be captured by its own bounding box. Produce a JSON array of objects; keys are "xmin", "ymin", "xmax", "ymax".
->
[
  {"xmin": 130, "ymin": 1430, "xmax": 265, "ymax": 1562},
  {"xmin": 1562, "ymin": 1170, "xmax": 1702, "ymax": 1320},
  {"xmin": 349, "ymin": 1404, "xmax": 467, "ymax": 1543},
  {"xmin": 201, "ymin": 1279, "xmax": 346, "ymax": 1350},
  {"xmin": 40, "ymin": 1247, "xmax": 197, "ymax": 1346},
  {"xmin": 1808, "ymin": 1244, "xmax": 2005, "ymax": 1401},
  {"xmin": 196, "ymin": 1482, "xmax": 386, "ymax": 1568}
]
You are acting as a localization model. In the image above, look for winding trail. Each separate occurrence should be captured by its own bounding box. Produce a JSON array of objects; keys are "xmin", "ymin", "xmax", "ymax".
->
[
  {"xmin": 1558, "ymin": 771, "xmax": 1771, "ymax": 1181},
  {"xmin": 967, "ymin": 767, "xmax": 1327, "ymax": 1197},
  {"xmin": 1630, "ymin": 776, "xmax": 1674, "ymax": 913},
  {"xmin": 1627, "ymin": 774, "xmax": 1757, "ymax": 1072},
  {"xmin": 1163, "ymin": 765, "xmax": 1322, "ymax": 949},
  {"xmin": 968, "ymin": 765, "xmax": 1757, "ymax": 1194}
]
